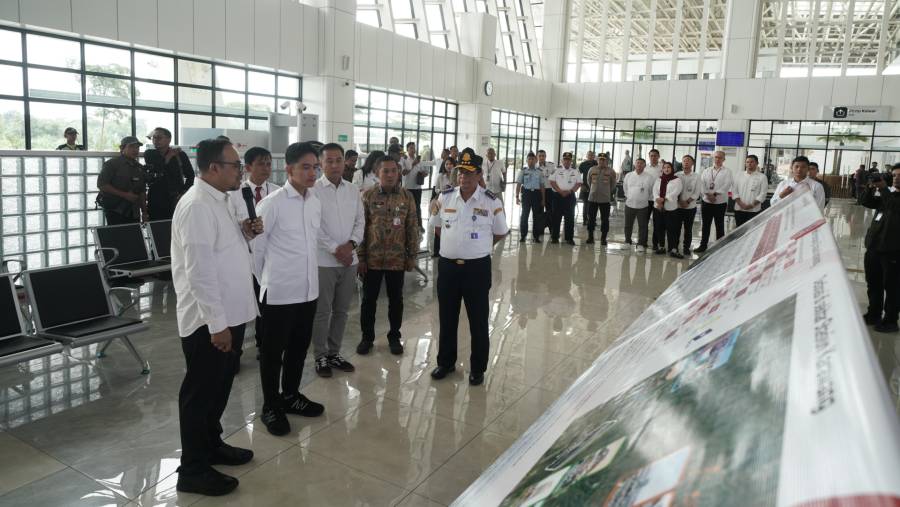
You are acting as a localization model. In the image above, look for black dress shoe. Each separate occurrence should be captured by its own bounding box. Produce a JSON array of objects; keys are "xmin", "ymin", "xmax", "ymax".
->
[
  {"xmin": 211, "ymin": 443, "xmax": 254, "ymax": 466},
  {"xmin": 356, "ymin": 340, "xmax": 373, "ymax": 354},
  {"xmin": 176, "ymin": 467, "xmax": 239, "ymax": 496},
  {"xmin": 533, "ymin": 238, "xmax": 542, "ymax": 244},
  {"xmin": 565, "ymin": 239, "xmax": 576, "ymax": 245},
  {"xmin": 875, "ymin": 321, "xmax": 899, "ymax": 333},
  {"xmin": 550, "ymin": 238, "xmax": 560, "ymax": 244},
  {"xmin": 693, "ymin": 246, "xmax": 707, "ymax": 253},
  {"xmin": 430, "ymin": 365, "xmax": 456, "ymax": 379},
  {"xmin": 388, "ymin": 339, "xmax": 404, "ymax": 355},
  {"xmin": 862, "ymin": 313, "xmax": 882, "ymax": 326},
  {"xmin": 519, "ymin": 237, "xmax": 527, "ymax": 243},
  {"xmin": 468, "ymin": 373, "xmax": 484, "ymax": 386}
]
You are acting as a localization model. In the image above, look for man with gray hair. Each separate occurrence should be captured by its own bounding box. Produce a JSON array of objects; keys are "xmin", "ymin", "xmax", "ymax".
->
[{"xmin": 694, "ymin": 150, "xmax": 733, "ymax": 253}]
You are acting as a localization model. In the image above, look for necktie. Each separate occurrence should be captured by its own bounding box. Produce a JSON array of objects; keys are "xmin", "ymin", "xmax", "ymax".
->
[{"xmin": 255, "ymin": 185, "xmax": 262, "ymax": 204}]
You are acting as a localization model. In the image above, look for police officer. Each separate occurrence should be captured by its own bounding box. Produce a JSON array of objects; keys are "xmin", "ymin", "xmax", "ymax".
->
[
  {"xmin": 429, "ymin": 148, "xmax": 509, "ymax": 385},
  {"xmin": 548, "ymin": 152, "xmax": 581, "ymax": 245}
]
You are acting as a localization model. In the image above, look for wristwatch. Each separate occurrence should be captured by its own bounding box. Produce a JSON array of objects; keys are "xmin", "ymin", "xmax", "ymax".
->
[{"xmin": 349, "ymin": 240, "xmax": 358, "ymax": 250}]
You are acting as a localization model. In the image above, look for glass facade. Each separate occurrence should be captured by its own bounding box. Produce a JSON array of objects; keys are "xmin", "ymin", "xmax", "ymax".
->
[
  {"xmin": 353, "ymin": 86, "xmax": 458, "ymax": 163},
  {"xmin": 0, "ymin": 27, "xmax": 302, "ymax": 150},
  {"xmin": 748, "ymin": 120, "xmax": 900, "ymax": 178},
  {"xmin": 559, "ymin": 118, "xmax": 719, "ymax": 172},
  {"xmin": 491, "ymin": 108, "xmax": 541, "ymax": 182}
]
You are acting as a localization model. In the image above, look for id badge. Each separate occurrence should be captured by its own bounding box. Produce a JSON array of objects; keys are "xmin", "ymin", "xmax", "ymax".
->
[
  {"xmin": 470, "ymin": 232, "xmax": 479, "ymax": 239},
  {"xmin": 875, "ymin": 212, "xmax": 883, "ymax": 222},
  {"xmin": 393, "ymin": 217, "xmax": 402, "ymax": 227},
  {"xmin": 709, "ymin": 183, "xmax": 715, "ymax": 190}
]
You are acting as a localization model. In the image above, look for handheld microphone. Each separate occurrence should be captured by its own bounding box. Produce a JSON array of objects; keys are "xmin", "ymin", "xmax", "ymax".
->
[{"xmin": 240, "ymin": 186, "xmax": 257, "ymax": 220}]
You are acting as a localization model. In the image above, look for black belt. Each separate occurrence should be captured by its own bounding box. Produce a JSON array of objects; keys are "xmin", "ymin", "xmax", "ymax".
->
[
  {"xmin": 522, "ymin": 188, "xmax": 541, "ymax": 192},
  {"xmin": 440, "ymin": 255, "xmax": 489, "ymax": 265}
]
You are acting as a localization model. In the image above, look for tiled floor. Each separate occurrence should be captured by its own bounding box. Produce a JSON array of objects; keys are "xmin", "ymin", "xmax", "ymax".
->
[{"xmin": 0, "ymin": 199, "xmax": 896, "ymax": 507}]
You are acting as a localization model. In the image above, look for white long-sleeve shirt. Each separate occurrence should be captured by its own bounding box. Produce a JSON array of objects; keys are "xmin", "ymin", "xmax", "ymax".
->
[
  {"xmin": 229, "ymin": 179, "xmax": 280, "ymax": 222},
  {"xmin": 623, "ymin": 170, "xmax": 655, "ymax": 209},
  {"xmin": 700, "ymin": 166, "xmax": 733, "ymax": 205},
  {"xmin": 653, "ymin": 177, "xmax": 684, "ymax": 211},
  {"xmin": 645, "ymin": 163, "xmax": 662, "ymax": 181},
  {"xmin": 769, "ymin": 177, "xmax": 826, "ymax": 210},
  {"xmin": 677, "ymin": 171, "xmax": 702, "ymax": 210},
  {"xmin": 171, "ymin": 178, "xmax": 258, "ymax": 337},
  {"xmin": 732, "ymin": 171, "xmax": 769, "ymax": 213},
  {"xmin": 314, "ymin": 176, "xmax": 365, "ymax": 267},
  {"xmin": 400, "ymin": 156, "xmax": 430, "ymax": 189},
  {"xmin": 483, "ymin": 159, "xmax": 505, "ymax": 195},
  {"xmin": 251, "ymin": 183, "xmax": 320, "ymax": 305},
  {"xmin": 352, "ymin": 170, "xmax": 379, "ymax": 192}
]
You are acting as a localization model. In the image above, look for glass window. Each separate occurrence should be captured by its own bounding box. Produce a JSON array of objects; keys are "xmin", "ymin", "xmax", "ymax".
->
[
  {"xmin": 0, "ymin": 64, "xmax": 24, "ymax": 96},
  {"xmin": 134, "ymin": 52, "xmax": 174, "ymax": 81},
  {"xmin": 135, "ymin": 110, "xmax": 175, "ymax": 139},
  {"xmin": 248, "ymin": 94, "xmax": 275, "ymax": 114},
  {"xmin": 26, "ymin": 34, "xmax": 80, "ymax": 69},
  {"xmin": 215, "ymin": 91, "xmax": 245, "ymax": 115},
  {"xmin": 392, "ymin": 0, "xmax": 414, "ymax": 19},
  {"xmin": 28, "ymin": 68, "xmax": 81, "ymax": 102},
  {"xmin": 278, "ymin": 75, "xmax": 300, "ymax": 98},
  {"xmin": 357, "ymin": 9, "xmax": 381, "ymax": 27},
  {"xmin": 86, "ymin": 106, "xmax": 133, "ymax": 151},
  {"xmin": 395, "ymin": 23, "xmax": 418, "ymax": 40},
  {"xmin": 178, "ymin": 86, "xmax": 213, "ymax": 112},
  {"xmin": 178, "ymin": 60, "xmax": 212, "ymax": 86},
  {"xmin": 0, "ymin": 99, "xmax": 26, "ymax": 149},
  {"xmin": 84, "ymin": 44, "xmax": 131, "ymax": 75},
  {"xmin": 0, "ymin": 29, "xmax": 22, "ymax": 62},
  {"xmin": 216, "ymin": 116, "xmax": 244, "ymax": 129},
  {"xmin": 29, "ymin": 102, "xmax": 83, "ymax": 150},
  {"xmin": 248, "ymin": 71, "xmax": 276, "ymax": 95},
  {"xmin": 85, "ymin": 75, "xmax": 132, "ymax": 106},
  {"xmin": 215, "ymin": 65, "xmax": 246, "ymax": 92},
  {"xmin": 135, "ymin": 81, "xmax": 175, "ymax": 108},
  {"xmin": 178, "ymin": 113, "xmax": 212, "ymax": 141}
]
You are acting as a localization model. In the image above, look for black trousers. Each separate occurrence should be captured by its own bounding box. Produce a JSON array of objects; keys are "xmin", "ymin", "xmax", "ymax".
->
[
  {"xmin": 253, "ymin": 277, "xmax": 264, "ymax": 349},
  {"xmin": 147, "ymin": 189, "xmax": 175, "ymax": 221},
  {"xmin": 259, "ymin": 298, "xmax": 317, "ymax": 410},
  {"xmin": 543, "ymin": 193, "xmax": 554, "ymax": 235},
  {"xmin": 519, "ymin": 189, "xmax": 544, "ymax": 240},
  {"xmin": 361, "ymin": 269, "xmax": 405, "ymax": 342},
  {"xmin": 409, "ymin": 189, "xmax": 423, "ymax": 229},
  {"xmin": 880, "ymin": 252, "xmax": 900, "ymax": 326},
  {"xmin": 179, "ymin": 323, "xmax": 245, "ymax": 474},
  {"xmin": 437, "ymin": 256, "xmax": 491, "ymax": 374},
  {"xmin": 677, "ymin": 208, "xmax": 697, "ymax": 250},
  {"xmin": 699, "ymin": 201, "xmax": 727, "ymax": 247},
  {"xmin": 734, "ymin": 210, "xmax": 759, "ymax": 228},
  {"xmin": 551, "ymin": 192, "xmax": 576, "ymax": 241},
  {"xmin": 585, "ymin": 202, "xmax": 611, "ymax": 237},
  {"xmin": 651, "ymin": 208, "xmax": 665, "ymax": 249},
  {"xmin": 865, "ymin": 249, "xmax": 884, "ymax": 318},
  {"xmin": 104, "ymin": 209, "xmax": 138, "ymax": 225},
  {"xmin": 663, "ymin": 210, "xmax": 681, "ymax": 252}
]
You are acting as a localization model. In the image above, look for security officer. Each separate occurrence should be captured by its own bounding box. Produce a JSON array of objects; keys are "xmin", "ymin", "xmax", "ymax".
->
[
  {"xmin": 96, "ymin": 136, "xmax": 147, "ymax": 225},
  {"xmin": 57, "ymin": 127, "xmax": 84, "ymax": 150},
  {"xmin": 429, "ymin": 148, "xmax": 509, "ymax": 385},
  {"xmin": 548, "ymin": 152, "xmax": 581, "ymax": 245},
  {"xmin": 515, "ymin": 152, "xmax": 545, "ymax": 243}
]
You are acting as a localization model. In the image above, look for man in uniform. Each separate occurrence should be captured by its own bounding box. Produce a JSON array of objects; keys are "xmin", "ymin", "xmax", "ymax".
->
[
  {"xmin": 96, "ymin": 136, "xmax": 147, "ymax": 225},
  {"xmin": 57, "ymin": 127, "xmax": 84, "ymax": 150},
  {"xmin": 357, "ymin": 156, "xmax": 420, "ymax": 355},
  {"xmin": 537, "ymin": 149, "xmax": 556, "ymax": 237},
  {"xmin": 548, "ymin": 152, "xmax": 581, "ymax": 245},
  {"xmin": 515, "ymin": 152, "xmax": 545, "ymax": 243},
  {"xmin": 429, "ymin": 148, "xmax": 509, "ymax": 386}
]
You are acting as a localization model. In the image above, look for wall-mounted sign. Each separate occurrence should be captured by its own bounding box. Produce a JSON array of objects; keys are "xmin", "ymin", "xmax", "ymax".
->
[
  {"xmin": 822, "ymin": 106, "xmax": 892, "ymax": 121},
  {"xmin": 715, "ymin": 131, "xmax": 745, "ymax": 147},
  {"xmin": 338, "ymin": 134, "xmax": 349, "ymax": 142}
]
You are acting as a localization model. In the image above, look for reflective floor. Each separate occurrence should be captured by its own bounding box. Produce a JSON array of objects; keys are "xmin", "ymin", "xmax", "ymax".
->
[{"xmin": 0, "ymin": 199, "xmax": 896, "ymax": 506}]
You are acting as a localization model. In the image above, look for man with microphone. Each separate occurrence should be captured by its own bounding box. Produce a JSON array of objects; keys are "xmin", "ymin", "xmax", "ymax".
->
[{"xmin": 172, "ymin": 138, "xmax": 263, "ymax": 496}]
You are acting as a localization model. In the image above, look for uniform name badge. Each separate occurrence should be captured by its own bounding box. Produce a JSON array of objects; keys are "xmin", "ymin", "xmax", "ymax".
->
[
  {"xmin": 470, "ymin": 215, "xmax": 479, "ymax": 239},
  {"xmin": 393, "ymin": 217, "xmax": 402, "ymax": 227}
]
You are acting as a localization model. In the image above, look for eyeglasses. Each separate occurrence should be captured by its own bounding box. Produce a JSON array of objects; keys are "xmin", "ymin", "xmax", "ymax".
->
[{"xmin": 215, "ymin": 160, "xmax": 244, "ymax": 171}]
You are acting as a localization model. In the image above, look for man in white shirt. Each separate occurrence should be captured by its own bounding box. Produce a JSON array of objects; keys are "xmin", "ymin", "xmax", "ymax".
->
[
  {"xmin": 229, "ymin": 146, "xmax": 279, "ymax": 360},
  {"xmin": 676, "ymin": 154, "xmax": 702, "ymax": 255},
  {"xmin": 733, "ymin": 154, "xmax": 769, "ymax": 227},
  {"xmin": 695, "ymin": 150, "xmax": 733, "ymax": 253},
  {"xmin": 538, "ymin": 149, "xmax": 556, "ymax": 237},
  {"xmin": 549, "ymin": 152, "xmax": 582, "ymax": 245},
  {"xmin": 483, "ymin": 147, "xmax": 506, "ymax": 201},
  {"xmin": 252, "ymin": 142, "xmax": 325, "ymax": 437},
  {"xmin": 623, "ymin": 158, "xmax": 655, "ymax": 252},
  {"xmin": 645, "ymin": 148, "xmax": 662, "ymax": 180},
  {"xmin": 429, "ymin": 148, "xmax": 509, "ymax": 386},
  {"xmin": 769, "ymin": 155, "xmax": 827, "ymax": 210},
  {"xmin": 312, "ymin": 143, "xmax": 365, "ymax": 378},
  {"xmin": 400, "ymin": 141, "xmax": 429, "ymax": 231},
  {"xmin": 171, "ymin": 138, "xmax": 263, "ymax": 496}
]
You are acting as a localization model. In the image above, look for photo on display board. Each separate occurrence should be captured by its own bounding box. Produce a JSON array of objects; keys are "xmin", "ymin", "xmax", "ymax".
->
[{"xmin": 501, "ymin": 295, "xmax": 797, "ymax": 507}]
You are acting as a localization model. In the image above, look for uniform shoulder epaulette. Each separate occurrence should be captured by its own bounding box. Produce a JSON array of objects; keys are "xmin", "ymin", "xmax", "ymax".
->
[
  {"xmin": 441, "ymin": 187, "xmax": 455, "ymax": 195},
  {"xmin": 484, "ymin": 189, "xmax": 498, "ymax": 200}
]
